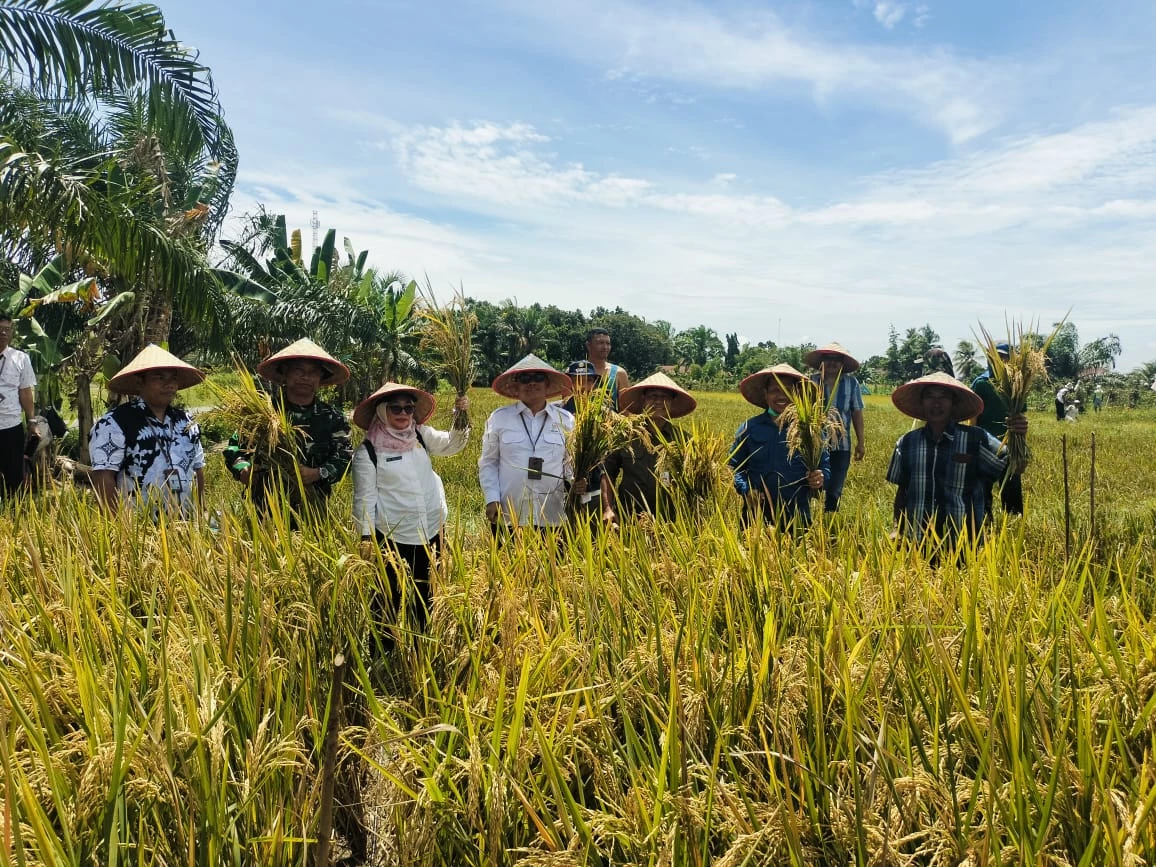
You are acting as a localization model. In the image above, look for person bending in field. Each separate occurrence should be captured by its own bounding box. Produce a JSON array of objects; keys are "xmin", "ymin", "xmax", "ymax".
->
[
  {"xmin": 223, "ymin": 338, "xmax": 352, "ymax": 519},
  {"xmin": 604, "ymin": 372, "xmax": 697, "ymax": 521},
  {"xmin": 803, "ymin": 342, "xmax": 865, "ymax": 513},
  {"xmin": 887, "ymin": 372, "xmax": 1027, "ymax": 557},
  {"xmin": 730, "ymin": 363, "xmax": 827, "ymax": 530}
]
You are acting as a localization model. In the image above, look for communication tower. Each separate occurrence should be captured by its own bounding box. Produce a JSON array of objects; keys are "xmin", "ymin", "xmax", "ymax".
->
[{"xmin": 310, "ymin": 210, "xmax": 320, "ymax": 249}]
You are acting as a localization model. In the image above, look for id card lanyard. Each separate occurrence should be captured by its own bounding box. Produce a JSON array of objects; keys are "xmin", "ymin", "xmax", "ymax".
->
[{"xmin": 520, "ymin": 411, "xmax": 546, "ymax": 454}]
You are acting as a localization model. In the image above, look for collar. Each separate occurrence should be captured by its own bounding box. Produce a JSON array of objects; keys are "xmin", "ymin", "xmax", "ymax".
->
[
  {"xmin": 518, "ymin": 401, "xmax": 551, "ymax": 417},
  {"xmin": 129, "ymin": 396, "xmax": 178, "ymax": 423},
  {"xmin": 919, "ymin": 421, "xmax": 957, "ymax": 443}
]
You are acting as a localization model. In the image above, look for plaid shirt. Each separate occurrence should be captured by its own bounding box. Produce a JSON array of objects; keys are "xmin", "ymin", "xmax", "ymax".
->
[
  {"xmin": 886, "ymin": 422, "xmax": 1006, "ymax": 540},
  {"xmin": 812, "ymin": 374, "xmax": 863, "ymax": 451}
]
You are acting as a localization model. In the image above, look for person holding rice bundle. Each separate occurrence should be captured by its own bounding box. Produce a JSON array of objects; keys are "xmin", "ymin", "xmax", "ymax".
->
[
  {"xmin": 605, "ymin": 372, "xmax": 697, "ymax": 521},
  {"xmin": 803, "ymin": 342, "xmax": 865, "ymax": 513},
  {"xmin": 479, "ymin": 354, "xmax": 574, "ymax": 532},
  {"xmin": 224, "ymin": 338, "xmax": 352, "ymax": 515},
  {"xmin": 887, "ymin": 372, "xmax": 1028, "ymax": 552},
  {"xmin": 969, "ymin": 341, "xmax": 1024, "ymax": 516},
  {"xmin": 352, "ymin": 382, "xmax": 469, "ymax": 651},
  {"xmin": 89, "ymin": 345, "xmax": 206, "ymax": 517},
  {"xmin": 560, "ymin": 359, "xmax": 616, "ymax": 526},
  {"xmin": 730, "ymin": 363, "xmax": 827, "ymax": 529}
]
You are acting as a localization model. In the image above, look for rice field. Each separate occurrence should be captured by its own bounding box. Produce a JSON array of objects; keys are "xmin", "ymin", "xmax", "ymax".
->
[{"xmin": 2, "ymin": 388, "xmax": 1156, "ymax": 865}]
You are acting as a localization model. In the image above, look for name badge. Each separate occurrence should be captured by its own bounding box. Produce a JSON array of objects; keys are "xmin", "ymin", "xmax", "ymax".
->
[{"xmin": 385, "ymin": 455, "xmax": 402, "ymax": 463}]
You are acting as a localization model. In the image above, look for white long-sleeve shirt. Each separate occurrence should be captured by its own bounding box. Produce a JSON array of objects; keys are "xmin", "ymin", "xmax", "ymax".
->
[
  {"xmin": 352, "ymin": 424, "xmax": 469, "ymax": 545},
  {"xmin": 478, "ymin": 401, "xmax": 573, "ymax": 527}
]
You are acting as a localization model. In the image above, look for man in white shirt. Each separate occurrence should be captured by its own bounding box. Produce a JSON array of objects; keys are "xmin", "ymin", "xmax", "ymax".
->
[
  {"xmin": 0, "ymin": 315, "xmax": 37, "ymax": 501},
  {"xmin": 479, "ymin": 354, "xmax": 574, "ymax": 530}
]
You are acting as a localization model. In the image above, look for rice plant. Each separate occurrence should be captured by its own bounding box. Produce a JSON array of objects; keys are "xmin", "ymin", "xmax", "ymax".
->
[
  {"xmin": 416, "ymin": 280, "xmax": 477, "ymax": 430},
  {"xmin": 777, "ymin": 371, "xmax": 845, "ymax": 477},
  {"xmin": 564, "ymin": 383, "xmax": 648, "ymax": 518}
]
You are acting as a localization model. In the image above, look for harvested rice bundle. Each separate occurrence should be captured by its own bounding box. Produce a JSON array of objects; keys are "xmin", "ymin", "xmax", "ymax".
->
[
  {"xmin": 565, "ymin": 384, "xmax": 647, "ymax": 518},
  {"xmin": 975, "ymin": 318, "xmax": 1063, "ymax": 475},
  {"xmin": 207, "ymin": 361, "xmax": 312, "ymax": 501},
  {"xmin": 778, "ymin": 373, "xmax": 844, "ymax": 487},
  {"xmin": 653, "ymin": 419, "xmax": 732, "ymax": 517},
  {"xmin": 416, "ymin": 280, "xmax": 477, "ymax": 430}
]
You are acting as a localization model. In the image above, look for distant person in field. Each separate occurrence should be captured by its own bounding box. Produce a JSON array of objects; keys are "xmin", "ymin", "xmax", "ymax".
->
[
  {"xmin": 0, "ymin": 314, "xmax": 37, "ymax": 503},
  {"xmin": 89, "ymin": 345, "xmax": 206, "ymax": 516},
  {"xmin": 605, "ymin": 372, "xmax": 697, "ymax": 521},
  {"xmin": 479, "ymin": 354, "xmax": 574, "ymax": 532},
  {"xmin": 224, "ymin": 338, "xmax": 352, "ymax": 516},
  {"xmin": 730, "ymin": 363, "xmax": 827, "ymax": 530},
  {"xmin": 803, "ymin": 342, "xmax": 865, "ymax": 513},
  {"xmin": 887, "ymin": 372, "xmax": 1028, "ymax": 554},
  {"xmin": 1093, "ymin": 385, "xmax": 1104, "ymax": 412},
  {"xmin": 1055, "ymin": 383, "xmax": 1071, "ymax": 421},
  {"xmin": 969, "ymin": 341, "xmax": 1024, "ymax": 516},
  {"xmin": 584, "ymin": 327, "xmax": 630, "ymax": 410},
  {"xmin": 351, "ymin": 382, "xmax": 470, "ymax": 654}
]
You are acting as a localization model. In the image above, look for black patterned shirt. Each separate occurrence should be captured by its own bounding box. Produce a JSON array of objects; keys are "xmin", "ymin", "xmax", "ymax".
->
[{"xmin": 89, "ymin": 398, "xmax": 205, "ymax": 514}]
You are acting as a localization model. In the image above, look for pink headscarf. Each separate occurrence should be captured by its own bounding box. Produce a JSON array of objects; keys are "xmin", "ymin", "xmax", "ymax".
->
[{"xmin": 365, "ymin": 402, "xmax": 419, "ymax": 453}]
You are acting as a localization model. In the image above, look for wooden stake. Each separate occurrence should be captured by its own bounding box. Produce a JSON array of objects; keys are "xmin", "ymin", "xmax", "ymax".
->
[
  {"xmin": 1062, "ymin": 434, "xmax": 1071, "ymax": 559},
  {"xmin": 314, "ymin": 652, "xmax": 347, "ymax": 867}
]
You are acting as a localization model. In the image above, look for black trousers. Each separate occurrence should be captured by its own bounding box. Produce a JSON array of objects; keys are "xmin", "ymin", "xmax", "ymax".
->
[
  {"xmin": 369, "ymin": 533, "xmax": 439, "ymax": 655},
  {"xmin": 0, "ymin": 422, "xmax": 25, "ymax": 502}
]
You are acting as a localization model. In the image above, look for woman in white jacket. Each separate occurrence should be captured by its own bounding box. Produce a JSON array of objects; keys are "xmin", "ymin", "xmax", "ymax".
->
[{"xmin": 352, "ymin": 382, "xmax": 469, "ymax": 648}]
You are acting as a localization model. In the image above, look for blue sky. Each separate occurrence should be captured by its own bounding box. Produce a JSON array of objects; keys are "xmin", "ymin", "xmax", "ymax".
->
[{"xmin": 161, "ymin": 0, "xmax": 1156, "ymax": 370}]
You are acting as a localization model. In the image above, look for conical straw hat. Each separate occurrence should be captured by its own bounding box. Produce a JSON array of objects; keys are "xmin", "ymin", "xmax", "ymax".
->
[
  {"xmin": 739, "ymin": 363, "xmax": 807, "ymax": 408},
  {"xmin": 891, "ymin": 371, "xmax": 983, "ymax": 422},
  {"xmin": 618, "ymin": 372, "xmax": 697, "ymax": 418},
  {"xmin": 256, "ymin": 338, "xmax": 350, "ymax": 386},
  {"xmin": 803, "ymin": 342, "xmax": 860, "ymax": 373},
  {"xmin": 491, "ymin": 354, "xmax": 572, "ymax": 400},
  {"xmin": 352, "ymin": 382, "xmax": 437, "ymax": 429},
  {"xmin": 107, "ymin": 344, "xmax": 205, "ymax": 394}
]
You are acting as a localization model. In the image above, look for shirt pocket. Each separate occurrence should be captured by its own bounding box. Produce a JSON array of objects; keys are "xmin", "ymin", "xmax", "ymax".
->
[{"xmin": 541, "ymin": 430, "xmax": 566, "ymax": 448}]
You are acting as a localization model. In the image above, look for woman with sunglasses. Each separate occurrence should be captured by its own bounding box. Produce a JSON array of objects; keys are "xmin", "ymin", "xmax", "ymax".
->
[
  {"xmin": 478, "ymin": 354, "xmax": 574, "ymax": 532},
  {"xmin": 351, "ymin": 382, "xmax": 470, "ymax": 653}
]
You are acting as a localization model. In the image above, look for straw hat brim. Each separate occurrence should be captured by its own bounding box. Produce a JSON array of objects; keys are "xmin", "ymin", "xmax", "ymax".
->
[
  {"xmin": 492, "ymin": 367, "xmax": 572, "ymax": 400},
  {"xmin": 803, "ymin": 344, "xmax": 860, "ymax": 373},
  {"xmin": 891, "ymin": 375, "xmax": 983, "ymax": 422},
  {"xmin": 618, "ymin": 381, "xmax": 697, "ymax": 418},
  {"xmin": 738, "ymin": 367, "xmax": 807, "ymax": 408},
  {"xmin": 352, "ymin": 383, "xmax": 437, "ymax": 429},
  {"xmin": 256, "ymin": 340, "xmax": 350, "ymax": 386},
  {"xmin": 106, "ymin": 345, "xmax": 205, "ymax": 394}
]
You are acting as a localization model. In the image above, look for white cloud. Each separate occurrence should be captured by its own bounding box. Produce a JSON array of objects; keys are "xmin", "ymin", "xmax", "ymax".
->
[
  {"xmin": 872, "ymin": 2, "xmax": 907, "ymax": 29},
  {"xmin": 518, "ymin": 0, "xmax": 1011, "ymax": 142}
]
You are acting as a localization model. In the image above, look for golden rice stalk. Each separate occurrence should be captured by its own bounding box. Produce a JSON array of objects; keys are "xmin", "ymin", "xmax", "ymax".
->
[
  {"xmin": 778, "ymin": 374, "xmax": 844, "ymax": 480},
  {"xmin": 653, "ymin": 419, "xmax": 732, "ymax": 516},
  {"xmin": 974, "ymin": 317, "xmax": 1065, "ymax": 475},
  {"xmin": 565, "ymin": 383, "xmax": 649, "ymax": 517},
  {"xmin": 416, "ymin": 279, "xmax": 477, "ymax": 429},
  {"xmin": 206, "ymin": 359, "xmax": 299, "ymax": 480}
]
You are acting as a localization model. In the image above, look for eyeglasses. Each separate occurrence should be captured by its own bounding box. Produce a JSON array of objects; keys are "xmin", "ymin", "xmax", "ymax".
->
[
  {"xmin": 385, "ymin": 403, "xmax": 417, "ymax": 415},
  {"xmin": 514, "ymin": 372, "xmax": 549, "ymax": 384}
]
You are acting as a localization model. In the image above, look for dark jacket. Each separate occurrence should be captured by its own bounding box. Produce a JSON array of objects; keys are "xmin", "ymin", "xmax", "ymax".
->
[{"xmin": 730, "ymin": 411, "xmax": 830, "ymax": 525}]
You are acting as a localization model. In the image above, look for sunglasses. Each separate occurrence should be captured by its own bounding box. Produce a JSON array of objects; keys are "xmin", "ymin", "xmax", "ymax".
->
[
  {"xmin": 384, "ymin": 403, "xmax": 417, "ymax": 415},
  {"xmin": 514, "ymin": 372, "xmax": 549, "ymax": 384}
]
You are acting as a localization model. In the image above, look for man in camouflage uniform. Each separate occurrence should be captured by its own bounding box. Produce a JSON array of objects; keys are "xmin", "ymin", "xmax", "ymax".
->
[{"xmin": 224, "ymin": 339, "xmax": 352, "ymax": 515}]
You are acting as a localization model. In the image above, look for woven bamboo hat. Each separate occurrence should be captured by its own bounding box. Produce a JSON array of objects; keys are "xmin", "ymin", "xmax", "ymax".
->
[
  {"xmin": 352, "ymin": 382, "xmax": 436, "ymax": 429},
  {"xmin": 891, "ymin": 372, "xmax": 983, "ymax": 422},
  {"xmin": 256, "ymin": 338, "xmax": 350, "ymax": 386},
  {"xmin": 803, "ymin": 342, "xmax": 860, "ymax": 373},
  {"xmin": 107, "ymin": 344, "xmax": 205, "ymax": 394},
  {"xmin": 739, "ymin": 363, "xmax": 808, "ymax": 408},
  {"xmin": 491, "ymin": 354, "xmax": 572, "ymax": 400},
  {"xmin": 618, "ymin": 372, "xmax": 697, "ymax": 418}
]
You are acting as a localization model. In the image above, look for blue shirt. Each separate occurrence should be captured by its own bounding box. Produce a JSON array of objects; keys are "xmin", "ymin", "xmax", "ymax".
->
[
  {"xmin": 886, "ymin": 422, "xmax": 1007, "ymax": 541},
  {"xmin": 811, "ymin": 373, "xmax": 863, "ymax": 451},
  {"xmin": 730, "ymin": 411, "xmax": 830, "ymax": 524}
]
